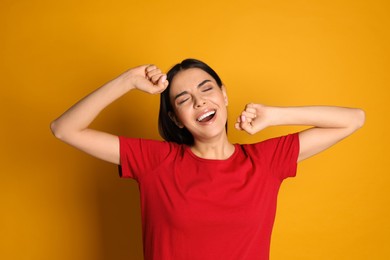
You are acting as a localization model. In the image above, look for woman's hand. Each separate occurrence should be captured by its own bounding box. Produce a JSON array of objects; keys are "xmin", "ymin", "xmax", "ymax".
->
[
  {"xmin": 122, "ymin": 65, "xmax": 169, "ymax": 94},
  {"xmin": 235, "ymin": 103, "xmax": 271, "ymax": 135}
]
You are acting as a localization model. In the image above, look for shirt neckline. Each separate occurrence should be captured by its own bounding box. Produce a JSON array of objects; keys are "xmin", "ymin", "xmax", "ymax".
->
[{"xmin": 184, "ymin": 143, "xmax": 241, "ymax": 163}]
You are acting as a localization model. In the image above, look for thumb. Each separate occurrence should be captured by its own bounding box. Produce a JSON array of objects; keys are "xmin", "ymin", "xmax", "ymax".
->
[
  {"xmin": 152, "ymin": 74, "xmax": 169, "ymax": 93},
  {"xmin": 239, "ymin": 115, "xmax": 255, "ymax": 134},
  {"xmin": 159, "ymin": 74, "xmax": 167, "ymax": 85},
  {"xmin": 158, "ymin": 74, "xmax": 169, "ymax": 90}
]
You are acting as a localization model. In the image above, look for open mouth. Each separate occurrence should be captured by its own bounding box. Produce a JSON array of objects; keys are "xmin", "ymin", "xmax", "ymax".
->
[{"xmin": 197, "ymin": 110, "xmax": 216, "ymax": 122}]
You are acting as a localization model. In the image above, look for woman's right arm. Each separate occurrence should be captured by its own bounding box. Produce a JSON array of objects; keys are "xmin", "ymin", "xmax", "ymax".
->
[{"xmin": 50, "ymin": 65, "xmax": 168, "ymax": 165}]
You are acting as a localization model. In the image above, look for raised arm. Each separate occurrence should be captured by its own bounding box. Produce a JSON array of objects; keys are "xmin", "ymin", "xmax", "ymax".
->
[
  {"xmin": 50, "ymin": 65, "xmax": 168, "ymax": 164},
  {"xmin": 235, "ymin": 104, "xmax": 365, "ymax": 162}
]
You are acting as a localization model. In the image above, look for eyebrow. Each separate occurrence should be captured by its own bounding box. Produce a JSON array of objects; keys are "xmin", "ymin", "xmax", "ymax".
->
[{"xmin": 173, "ymin": 79, "xmax": 212, "ymax": 101}]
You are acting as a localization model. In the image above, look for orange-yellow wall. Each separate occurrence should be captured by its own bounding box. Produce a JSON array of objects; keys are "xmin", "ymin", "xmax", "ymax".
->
[{"xmin": 1, "ymin": 0, "xmax": 389, "ymax": 259}]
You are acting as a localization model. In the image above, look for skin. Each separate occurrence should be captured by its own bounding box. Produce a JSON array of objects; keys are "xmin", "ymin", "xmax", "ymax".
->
[
  {"xmin": 168, "ymin": 68, "xmax": 234, "ymax": 159},
  {"xmin": 50, "ymin": 64, "xmax": 365, "ymax": 165}
]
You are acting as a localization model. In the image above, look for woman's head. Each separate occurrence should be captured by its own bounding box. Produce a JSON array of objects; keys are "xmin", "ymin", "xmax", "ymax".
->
[{"xmin": 158, "ymin": 59, "xmax": 226, "ymax": 145}]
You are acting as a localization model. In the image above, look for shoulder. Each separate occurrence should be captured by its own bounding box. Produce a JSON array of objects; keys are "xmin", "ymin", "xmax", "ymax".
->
[
  {"xmin": 240, "ymin": 133, "xmax": 300, "ymax": 180},
  {"xmin": 118, "ymin": 137, "xmax": 187, "ymax": 179},
  {"xmin": 119, "ymin": 136, "xmax": 181, "ymax": 148},
  {"xmin": 242, "ymin": 132, "xmax": 298, "ymax": 147},
  {"xmin": 240, "ymin": 133, "xmax": 299, "ymax": 158},
  {"xmin": 119, "ymin": 137, "xmax": 185, "ymax": 157}
]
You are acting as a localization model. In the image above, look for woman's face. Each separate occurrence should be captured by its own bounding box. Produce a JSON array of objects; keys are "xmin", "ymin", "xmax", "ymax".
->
[{"xmin": 169, "ymin": 68, "xmax": 228, "ymax": 142}]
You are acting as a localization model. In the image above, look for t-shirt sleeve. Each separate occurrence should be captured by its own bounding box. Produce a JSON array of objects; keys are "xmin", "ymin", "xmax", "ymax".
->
[
  {"xmin": 118, "ymin": 137, "xmax": 173, "ymax": 181},
  {"xmin": 257, "ymin": 133, "xmax": 300, "ymax": 181}
]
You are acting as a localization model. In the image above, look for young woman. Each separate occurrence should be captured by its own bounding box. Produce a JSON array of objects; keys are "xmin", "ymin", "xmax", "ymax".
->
[{"xmin": 51, "ymin": 59, "xmax": 365, "ymax": 260}]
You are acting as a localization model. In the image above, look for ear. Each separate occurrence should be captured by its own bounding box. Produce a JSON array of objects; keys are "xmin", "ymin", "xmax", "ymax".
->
[
  {"xmin": 222, "ymin": 85, "xmax": 228, "ymax": 106},
  {"xmin": 168, "ymin": 111, "xmax": 184, "ymax": 128}
]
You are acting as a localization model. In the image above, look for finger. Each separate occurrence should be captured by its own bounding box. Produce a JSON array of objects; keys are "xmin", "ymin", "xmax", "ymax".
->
[
  {"xmin": 145, "ymin": 64, "xmax": 157, "ymax": 73},
  {"xmin": 240, "ymin": 122, "xmax": 254, "ymax": 134},
  {"xmin": 145, "ymin": 65, "xmax": 163, "ymax": 81},
  {"xmin": 245, "ymin": 103, "xmax": 257, "ymax": 110},
  {"xmin": 146, "ymin": 68, "xmax": 162, "ymax": 78},
  {"xmin": 244, "ymin": 107, "xmax": 257, "ymax": 117},
  {"xmin": 235, "ymin": 122, "xmax": 243, "ymax": 130},
  {"xmin": 158, "ymin": 74, "xmax": 167, "ymax": 86},
  {"xmin": 150, "ymin": 73, "xmax": 167, "ymax": 85},
  {"xmin": 239, "ymin": 115, "xmax": 256, "ymax": 134},
  {"xmin": 235, "ymin": 116, "xmax": 242, "ymax": 130},
  {"xmin": 153, "ymin": 75, "xmax": 168, "ymax": 93},
  {"xmin": 235, "ymin": 115, "xmax": 246, "ymax": 129},
  {"xmin": 241, "ymin": 111, "xmax": 256, "ymax": 121}
]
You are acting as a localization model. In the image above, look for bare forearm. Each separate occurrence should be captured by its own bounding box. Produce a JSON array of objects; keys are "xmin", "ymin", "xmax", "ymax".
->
[
  {"xmin": 267, "ymin": 106, "xmax": 365, "ymax": 130},
  {"xmin": 236, "ymin": 104, "xmax": 365, "ymax": 134},
  {"xmin": 50, "ymin": 65, "xmax": 168, "ymax": 164},
  {"xmin": 51, "ymin": 64, "xmax": 168, "ymax": 139},
  {"xmin": 267, "ymin": 105, "xmax": 365, "ymax": 161},
  {"xmin": 236, "ymin": 104, "xmax": 365, "ymax": 161},
  {"xmin": 50, "ymin": 74, "xmax": 132, "ymax": 139}
]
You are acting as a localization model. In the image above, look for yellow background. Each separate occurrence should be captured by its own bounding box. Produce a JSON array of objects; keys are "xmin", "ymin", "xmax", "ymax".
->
[{"xmin": 1, "ymin": 0, "xmax": 389, "ymax": 259}]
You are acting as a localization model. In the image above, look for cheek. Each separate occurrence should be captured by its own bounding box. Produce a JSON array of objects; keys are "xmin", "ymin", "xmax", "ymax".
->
[
  {"xmin": 174, "ymin": 108, "xmax": 190, "ymax": 122},
  {"xmin": 212, "ymin": 94, "xmax": 227, "ymax": 106}
]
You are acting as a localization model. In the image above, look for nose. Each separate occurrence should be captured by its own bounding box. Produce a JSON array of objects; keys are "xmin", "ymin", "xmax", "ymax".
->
[{"xmin": 194, "ymin": 96, "xmax": 206, "ymax": 108}]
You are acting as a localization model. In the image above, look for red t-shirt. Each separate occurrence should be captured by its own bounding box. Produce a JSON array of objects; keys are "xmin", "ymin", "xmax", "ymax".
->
[{"xmin": 119, "ymin": 133, "xmax": 299, "ymax": 260}]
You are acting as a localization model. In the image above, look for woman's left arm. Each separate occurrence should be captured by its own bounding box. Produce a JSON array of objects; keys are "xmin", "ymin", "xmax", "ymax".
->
[{"xmin": 235, "ymin": 104, "xmax": 366, "ymax": 162}]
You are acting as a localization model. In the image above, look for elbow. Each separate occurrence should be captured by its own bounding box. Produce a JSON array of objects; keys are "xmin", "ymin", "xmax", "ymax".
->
[
  {"xmin": 50, "ymin": 120, "xmax": 59, "ymax": 138},
  {"xmin": 50, "ymin": 119, "xmax": 65, "ymax": 140},
  {"xmin": 354, "ymin": 108, "xmax": 366, "ymax": 130},
  {"xmin": 347, "ymin": 108, "xmax": 365, "ymax": 133},
  {"xmin": 50, "ymin": 120, "xmax": 84, "ymax": 143}
]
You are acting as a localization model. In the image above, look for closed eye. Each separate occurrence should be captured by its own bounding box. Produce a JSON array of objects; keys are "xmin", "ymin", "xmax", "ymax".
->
[
  {"xmin": 201, "ymin": 85, "xmax": 213, "ymax": 92},
  {"xmin": 177, "ymin": 96, "xmax": 190, "ymax": 105}
]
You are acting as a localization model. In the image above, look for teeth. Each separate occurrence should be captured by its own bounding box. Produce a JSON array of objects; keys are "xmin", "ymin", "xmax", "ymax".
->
[{"xmin": 197, "ymin": 111, "xmax": 216, "ymax": 121}]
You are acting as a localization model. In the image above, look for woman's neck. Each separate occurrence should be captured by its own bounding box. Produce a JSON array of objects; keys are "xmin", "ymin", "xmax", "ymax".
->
[{"xmin": 190, "ymin": 135, "xmax": 235, "ymax": 160}]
